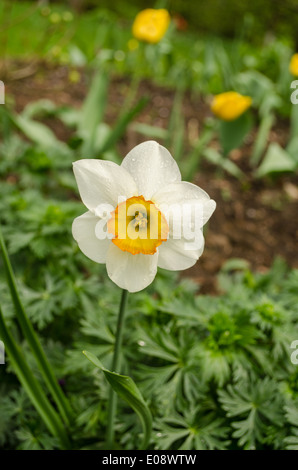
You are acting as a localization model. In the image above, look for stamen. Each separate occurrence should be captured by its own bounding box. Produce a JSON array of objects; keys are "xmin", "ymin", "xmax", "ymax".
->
[{"xmin": 107, "ymin": 195, "xmax": 169, "ymax": 255}]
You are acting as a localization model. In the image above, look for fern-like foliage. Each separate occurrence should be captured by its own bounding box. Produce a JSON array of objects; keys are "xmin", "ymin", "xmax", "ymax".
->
[{"xmin": 218, "ymin": 376, "xmax": 285, "ymax": 449}]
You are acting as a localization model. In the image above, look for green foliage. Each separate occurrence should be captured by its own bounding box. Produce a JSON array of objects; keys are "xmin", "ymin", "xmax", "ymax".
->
[
  {"xmin": 218, "ymin": 377, "xmax": 285, "ymax": 449},
  {"xmin": 284, "ymin": 399, "xmax": 298, "ymax": 449},
  {"xmin": 2, "ymin": 1, "xmax": 298, "ymax": 180},
  {"xmin": 1, "ymin": 127, "xmax": 297, "ymax": 450},
  {"xmin": 1, "ymin": 158, "xmax": 298, "ymax": 450},
  {"xmin": 83, "ymin": 351, "xmax": 152, "ymax": 449},
  {"xmin": 218, "ymin": 112, "xmax": 254, "ymax": 156}
]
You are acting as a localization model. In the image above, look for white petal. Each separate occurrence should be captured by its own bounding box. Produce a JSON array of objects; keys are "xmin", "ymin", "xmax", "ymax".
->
[
  {"xmin": 121, "ymin": 141, "xmax": 181, "ymax": 200},
  {"xmin": 152, "ymin": 181, "xmax": 216, "ymax": 230},
  {"xmin": 72, "ymin": 211, "xmax": 111, "ymax": 263},
  {"xmin": 73, "ymin": 159, "xmax": 138, "ymax": 211},
  {"xmin": 106, "ymin": 243, "xmax": 158, "ymax": 293},
  {"xmin": 157, "ymin": 232, "xmax": 205, "ymax": 271}
]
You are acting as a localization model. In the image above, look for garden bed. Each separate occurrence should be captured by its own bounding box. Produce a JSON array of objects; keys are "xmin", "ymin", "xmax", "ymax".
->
[{"xmin": 5, "ymin": 62, "xmax": 298, "ymax": 294}]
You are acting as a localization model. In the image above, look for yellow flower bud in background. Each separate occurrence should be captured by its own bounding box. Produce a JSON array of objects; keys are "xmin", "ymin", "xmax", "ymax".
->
[
  {"xmin": 289, "ymin": 53, "xmax": 298, "ymax": 76},
  {"xmin": 68, "ymin": 69, "xmax": 81, "ymax": 84},
  {"xmin": 132, "ymin": 9, "xmax": 170, "ymax": 44},
  {"xmin": 127, "ymin": 38, "xmax": 139, "ymax": 51},
  {"xmin": 62, "ymin": 11, "xmax": 74, "ymax": 23},
  {"xmin": 211, "ymin": 91, "xmax": 252, "ymax": 121},
  {"xmin": 49, "ymin": 12, "xmax": 61, "ymax": 24},
  {"xmin": 50, "ymin": 45, "xmax": 62, "ymax": 58}
]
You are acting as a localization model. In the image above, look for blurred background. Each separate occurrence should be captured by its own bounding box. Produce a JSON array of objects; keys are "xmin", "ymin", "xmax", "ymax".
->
[{"xmin": 1, "ymin": 0, "xmax": 297, "ymax": 292}]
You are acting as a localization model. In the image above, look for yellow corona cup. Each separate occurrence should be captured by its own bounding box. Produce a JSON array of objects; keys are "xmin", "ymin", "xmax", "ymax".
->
[
  {"xmin": 211, "ymin": 91, "xmax": 252, "ymax": 121},
  {"xmin": 132, "ymin": 9, "xmax": 170, "ymax": 44},
  {"xmin": 289, "ymin": 53, "xmax": 298, "ymax": 77}
]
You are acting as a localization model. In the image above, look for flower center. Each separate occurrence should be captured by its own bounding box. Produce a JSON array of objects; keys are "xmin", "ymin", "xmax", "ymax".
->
[{"xmin": 107, "ymin": 195, "xmax": 169, "ymax": 255}]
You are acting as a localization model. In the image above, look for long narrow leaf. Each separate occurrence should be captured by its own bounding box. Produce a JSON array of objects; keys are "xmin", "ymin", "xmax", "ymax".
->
[
  {"xmin": 83, "ymin": 350, "xmax": 152, "ymax": 450},
  {"xmin": 290, "ymin": 96, "xmax": 298, "ymax": 142},
  {"xmin": 97, "ymin": 97, "xmax": 148, "ymax": 155},
  {"xmin": 79, "ymin": 69, "xmax": 109, "ymax": 155},
  {"xmin": 184, "ymin": 126, "xmax": 215, "ymax": 181},
  {"xmin": 0, "ymin": 307, "xmax": 70, "ymax": 449},
  {"xmin": 9, "ymin": 112, "xmax": 71, "ymax": 156},
  {"xmin": 131, "ymin": 122, "xmax": 169, "ymax": 140},
  {"xmin": 203, "ymin": 147, "xmax": 244, "ymax": 179},
  {"xmin": 0, "ymin": 226, "xmax": 73, "ymax": 426},
  {"xmin": 165, "ymin": 87, "xmax": 184, "ymax": 154},
  {"xmin": 250, "ymin": 113, "xmax": 275, "ymax": 167},
  {"xmin": 79, "ymin": 69, "xmax": 109, "ymax": 137},
  {"xmin": 219, "ymin": 112, "xmax": 253, "ymax": 156}
]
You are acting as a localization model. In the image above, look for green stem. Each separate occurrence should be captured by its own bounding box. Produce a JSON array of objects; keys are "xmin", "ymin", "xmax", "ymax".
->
[
  {"xmin": 0, "ymin": 307, "xmax": 70, "ymax": 449},
  {"xmin": 122, "ymin": 73, "xmax": 141, "ymax": 112},
  {"xmin": 121, "ymin": 40, "xmax": 144, "ymax": 112},
  {"xmin": 106, "ymin": 289, "xmax": 128, "ymax": 448},
  {"xmin": 0, "ymin": 225, "xmax": 73, "ymax": 427}
]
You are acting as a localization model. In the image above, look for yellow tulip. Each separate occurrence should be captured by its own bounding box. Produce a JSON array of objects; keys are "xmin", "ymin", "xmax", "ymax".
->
[
  {"xmin": 211, "ymin": 91, "xmax": 252, "ymax": 121},
  {"xmin": 289, "ymin": 53, "xmax": 298, "ymax": 76},
  {"xmin": 132, "ymin": 9, "xmax": 170, "ymax": 44}
]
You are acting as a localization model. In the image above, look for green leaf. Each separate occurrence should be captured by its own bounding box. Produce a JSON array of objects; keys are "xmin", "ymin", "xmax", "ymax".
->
[
  {"xmin": 285, "ymin": 401, "xmax": 298, "ymax": 450},
  {"xmin": 219, "ymin": 111, "xmax": 253, "ymax": 155},
  {"xmin": 0, "ymin": 307, "xmax": 70, "ymax": 449},
  {"xmin": 203, "ymin": 147, "xmax": 244, "ymax": 179},
  {"xmin": 220, "ymin": 258, "xmax": 251, "ymax": 272},
  {"xmin": 97, "ymin": 97, "xmax": 148, "ymax": 155},
  {"xmin": 250, "ymin": 112, "xmax": 275, "ymax": 166},
  {"xmin": 78, "ymin": 69, "xmax": 109, "ymax": 137},
  {"xmin": 57, "ymin": 106, "xmax": 81, "ymax": 128},
  {"xmin": 0, "ymin": 226, "xmax": 73, "ymax": 427},
  {"xmin": 21, "ymin": 99, "xmax": 58, "ymax": 120},
  {"xmin": 131, "ymin": 122, "xmax": 169, "ymax": 140},
  {"xmin": 218, "ymin": 377, "xmax": 284, "ymax": 449},
  {"xmin": 10, "ymin": 113, "xmax": 70, "ymax": 155},
  {"xmin": 91, "ymin": 123, "xmax": 112, "ymax": 155},
  {"xmin": 183, "ymin": 126, "xmax": 215, "ymax": 181},
  {"xmin": 78, "ymin": 70, "xmax": 109, "ymax": 155},
  {"xmin": 8, "ymin": 232, "xmax": 35, "ymax": 254},
  {"xmin": 156, "ymin": 410, "xmax": 230, "ymax": 450},
  {"xmin": 235, "ymin": 70, "xmax": 274, "ymax": 110},
  {"xmin": 256, "ymin": 142, "xmax": 296, "ymax": 177},
  {"xmin": 83, "ymin": 350, "xmax": 152, "ymax": 449},
  {"xmin": 290, "ymin": 99, "xmax": 298, "ymax": 141},
  {"xmin": 286, "ymin": 136, "xmax": 298, "ymax": 165}
]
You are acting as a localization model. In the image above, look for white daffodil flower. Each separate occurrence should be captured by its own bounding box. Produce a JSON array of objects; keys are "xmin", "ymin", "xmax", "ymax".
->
[{"xmin": 72, "ymin": 141, "xmax": 216, "ymax": 293}]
